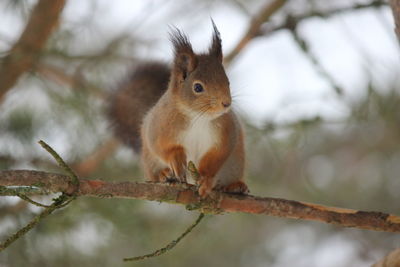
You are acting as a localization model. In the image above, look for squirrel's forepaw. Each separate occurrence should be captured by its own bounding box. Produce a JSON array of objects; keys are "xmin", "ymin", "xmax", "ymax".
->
[
  {"xmin": 223, "ymin": 181, "xmax": 249, "ymax": 194},
  {"xmin": 158, "ymin": 168, "xmax": 174, "ymax": 182},
  {"xmin": 169, "ymin": 164, "xmax": 187, "ymax": 183},
  {"xmin": 198, "ymin": 177, "xmax": 214, "ymax": 198},
  {"xmin": 171, "ymin": 162, "xmax": 187, "ymax": 183}
]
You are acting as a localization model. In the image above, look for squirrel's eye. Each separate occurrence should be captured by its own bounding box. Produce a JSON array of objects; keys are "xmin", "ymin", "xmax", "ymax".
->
[{"xmin": 193, "ymin": 83, "xmax": 204, "ymax": 93}]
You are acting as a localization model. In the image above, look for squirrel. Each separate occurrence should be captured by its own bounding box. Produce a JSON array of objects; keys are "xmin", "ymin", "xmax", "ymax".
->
[{"xmin": 109, "ymin": 21, "xmax": 248, "ymax": 198}]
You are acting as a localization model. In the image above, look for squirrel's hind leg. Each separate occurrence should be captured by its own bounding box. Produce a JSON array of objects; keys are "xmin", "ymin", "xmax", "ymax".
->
[{"xmin": 141, "ymin": 144, "xmax": 165, "ymax": 182}]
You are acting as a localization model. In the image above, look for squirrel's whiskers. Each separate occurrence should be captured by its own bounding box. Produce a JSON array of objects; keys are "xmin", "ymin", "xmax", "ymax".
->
[{"xmin": 109, "ymin": 21, "xmax": 249, "ymax": 197}]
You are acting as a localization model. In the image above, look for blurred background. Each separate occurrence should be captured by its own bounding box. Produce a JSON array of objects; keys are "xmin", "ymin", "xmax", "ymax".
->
[{"xmin": 0, "ymin": 0, "xmax": 400, "ymax": 266}]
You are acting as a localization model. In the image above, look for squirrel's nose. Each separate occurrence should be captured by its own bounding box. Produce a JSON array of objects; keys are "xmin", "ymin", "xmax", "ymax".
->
[{"xmin": 222, "ymin": 101, "xmax": 231, "ymax": 108}]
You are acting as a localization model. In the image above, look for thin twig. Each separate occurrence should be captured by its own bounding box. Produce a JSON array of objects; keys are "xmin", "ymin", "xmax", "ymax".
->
[
  {"xmin": 123, "ymin": 163, "xmax": 205, "ymax": 262},
  {"xmin": 261, "ymin": 0, "xmax": 387, "ymax": 35},
  {"xmin": 123, "ymin": 213, "xmax": 205, "ymax": 262},
  {"xmin": 0, "ymin": 141, "xmax": 80, "ymax": 251},
  {"xmin": 224, "ymin": 0, "xmax": 288, "ymax": 65},
  {"xmin": 290, "ymin": 28, "xmax": 343, "ymax": 95},
  {"xmin": 15, "ymin": 193, "xmax": 52, "ymax": 208},
  {"xmin": 0, "ymin": 185, "xmax": 48, "ymax": 196},
  {"xmin": 0, "ymin": 185, "xmax": 51, "ymax": 207},
  {"xmin": 0, "ymin": 191, "xmax": 69, "ymax": 252},
  {"xmin": 224, "ymin": 0, "xmax": 387, "ymax": 65},
  {"xmin": 38, "ymin": 140, "xmax": 80, "ymax": 187}
]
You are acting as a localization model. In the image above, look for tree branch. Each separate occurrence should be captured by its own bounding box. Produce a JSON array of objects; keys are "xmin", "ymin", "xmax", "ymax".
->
[
  {"xmin": 224, "ymin": 0, "xmax": 388, "ymax": 65},
  {"xmin": 1, "ymin": 170, "xmax": 400, "ymax": 233},
  {"xmin": 35, "ymin": 63, "xmax": 106, "ymax": 100},
  {"xmin": 390, "ymin": 0, "xmax": 400, "ymax": 41},
  {"xmin": 224, "ymin": 0, "xmax": 288, "ymax": 65},
  {"xmin": 289, "ymin": 27, "xmax": 343, "ymax": 95},
  {"xmin": 0, "ymin": 0, "xmax": 66, "ymax": 102},
  {"xmin": 262, "ymin": 0, "xmax": 387, "ymax": 35}
]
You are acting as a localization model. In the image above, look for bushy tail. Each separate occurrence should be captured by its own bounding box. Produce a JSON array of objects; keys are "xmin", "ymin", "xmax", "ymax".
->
[{"xmin": 108, "ymin": 62, "xmax": 170, "ymax": 151}]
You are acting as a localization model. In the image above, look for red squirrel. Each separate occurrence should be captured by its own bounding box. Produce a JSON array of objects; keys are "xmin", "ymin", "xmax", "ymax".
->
[{"xmin": 109, "ymin": 22, "xmax": 248, "ymax": 197}]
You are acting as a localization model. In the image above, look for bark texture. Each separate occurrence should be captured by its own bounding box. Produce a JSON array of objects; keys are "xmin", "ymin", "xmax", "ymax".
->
[{"xmin": 1, "ymin": 170, "xmax": 400, "ymax": 233}]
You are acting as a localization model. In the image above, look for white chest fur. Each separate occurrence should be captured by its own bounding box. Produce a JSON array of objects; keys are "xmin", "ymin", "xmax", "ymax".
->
[{"xmin": 180, "ymin": 116, "xmax": 218, "ymax": 165}]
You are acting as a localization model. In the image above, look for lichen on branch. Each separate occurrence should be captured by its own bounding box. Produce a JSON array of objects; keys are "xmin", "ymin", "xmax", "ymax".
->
[{"xmin": 1, "ymin": 169, "xmax": 400, "ymax": 233}]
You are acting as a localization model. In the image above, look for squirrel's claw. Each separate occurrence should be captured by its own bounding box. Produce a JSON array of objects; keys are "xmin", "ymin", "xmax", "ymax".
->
[
  {"xmin": 171, "ymin": 164, "xmax": 187, "ymax": 183},
  {"xmin": 169, "ymin": 147, "xmax": 187, "ymax": 183},
  {"xmin": 158, "ymin": 167, "xmax": 174, "ymax": 182}
]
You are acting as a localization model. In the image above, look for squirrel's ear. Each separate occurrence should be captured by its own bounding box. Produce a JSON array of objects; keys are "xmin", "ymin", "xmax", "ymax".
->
[
  {"xmin": 209, "ymin": 19, "xmax": 222, "ymax": 62},
  {"xmin": 170, "ymin": 28, "xmax": 197, "ymax": 81}
]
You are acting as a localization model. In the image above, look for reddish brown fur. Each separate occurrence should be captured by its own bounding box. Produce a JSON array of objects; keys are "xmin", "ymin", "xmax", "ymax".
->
[
  {"xmin": 222, "ymin": 181, "xmax": 249, "ymax": 194},
  {"xmin": 197, "ymin": 113, "xmax": 235, "ymax": 196},
  {"xmin": 109, "ymin": 62, "xmax": 170, "ymax": 151},
  {"xmin": 162, "ymin": 145, "xmax": 187, "ymax": 182},
  {"xmin": 129, "ymin": 23, "xmax": 248, "ymax": 198}
]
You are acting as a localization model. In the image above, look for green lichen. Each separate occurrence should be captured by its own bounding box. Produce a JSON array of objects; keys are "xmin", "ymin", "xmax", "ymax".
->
[{"xmin": 32, "ymin": 182, "xmax": 46, "ymax": 188}]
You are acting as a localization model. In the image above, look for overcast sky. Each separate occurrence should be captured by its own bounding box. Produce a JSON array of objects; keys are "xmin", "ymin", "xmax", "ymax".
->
[{"xmin": 0, "ymin": 0, "xmax": 399, "ymax": 127}]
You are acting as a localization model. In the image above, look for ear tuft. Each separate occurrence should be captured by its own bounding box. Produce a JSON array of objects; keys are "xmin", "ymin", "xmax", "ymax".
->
[
  {"xmin": 169, "ymin": 27, "xmax": 197, "ymax": 81},
  {"xmin": 209, "ymin": 19, "xmax": 223, "ymax": 62}
]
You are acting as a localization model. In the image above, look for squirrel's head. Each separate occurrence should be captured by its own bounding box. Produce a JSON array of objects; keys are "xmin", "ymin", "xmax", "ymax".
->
[{"xmin": 169, "ymin": 21, "xmax": 231, "ymax": 118}]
